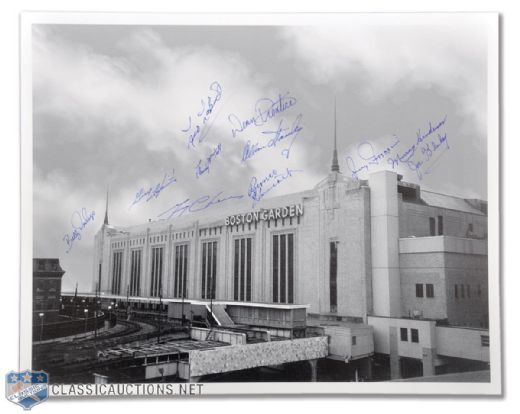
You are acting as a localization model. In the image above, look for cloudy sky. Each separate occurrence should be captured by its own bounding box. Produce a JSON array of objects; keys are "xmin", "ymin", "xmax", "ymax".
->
[{"xmin": 32, "ymin": 17, "xmax": 490, "ymax": 291}]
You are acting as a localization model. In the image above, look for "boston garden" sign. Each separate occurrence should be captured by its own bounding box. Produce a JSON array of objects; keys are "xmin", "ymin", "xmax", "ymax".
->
[{"xmin": 224, "ymin": 204, "xmax": 304, "ymax": 226}]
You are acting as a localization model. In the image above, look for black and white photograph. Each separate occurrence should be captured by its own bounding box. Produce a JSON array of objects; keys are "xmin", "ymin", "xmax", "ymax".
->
[{"xmin": 19, "ymin": 12, "xmax": 500, "ymax": 396}]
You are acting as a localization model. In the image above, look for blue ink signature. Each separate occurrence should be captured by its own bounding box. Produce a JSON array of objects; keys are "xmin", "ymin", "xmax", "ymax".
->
[
  {"xmin": 158, "ymin": 191, "xmax": 244, "ymax": 220},
  {"xmin": 242, "ymin": 140, "xmax": 265, "ymax": 163},
  {"xmin": 263, "ymin": 114, "xmax": 303, "ymax": 159},
  {"xmin": 416, "ymin": 115, "xmax": 447, "ymax": 143},
  {"xmin": 228, "ymin": 92, "xmax": 297, "ymax": 138},
  {"xmin": 241, "ymin": 114, "xmax": 304, "ymax": 163},
  {"xmin": 181, "ymin": 81, "xmax": 223, "ymax": 148},
  {"xmin": 248, "ymin": 167, "xmax": 303, "ymax": 207},
  {"xmin": 131, "ymin": 169, "xmax": 177, "ymax": 208},
  {"xmin": 346, "ymin": 138, "xmax": 400, "ymax": 180},
  {"xmin": 387, "ymin": 117, "xmax": 449, "ymax": 180},
  {"xmin": 63, "ymin": 208, "xmax": 95, "ymax": 253},
  {"xmin": 195, "ymin": 143, "xmax": 222, "ymax": 178}
]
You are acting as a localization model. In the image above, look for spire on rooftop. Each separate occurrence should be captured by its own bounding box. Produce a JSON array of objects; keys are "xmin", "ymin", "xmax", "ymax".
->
[
  {"xmin": 104, "ymin": 189, "xmax": 109, "ymax": 226},
  {"xmin": 331, "ymin": 98, "xmax": 340, "ymax": 173}
]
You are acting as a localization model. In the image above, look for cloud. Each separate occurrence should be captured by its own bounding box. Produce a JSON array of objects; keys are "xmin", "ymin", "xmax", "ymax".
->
[
  {"xmin": 280, "ymin": 21, "xmax": 488, "ymax": 132},
  {"xmin": 32, "ymin": 26, "xmax": 321, "ymax": 290}
]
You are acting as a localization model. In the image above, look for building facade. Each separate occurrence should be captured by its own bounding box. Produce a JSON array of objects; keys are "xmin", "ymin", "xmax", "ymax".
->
[
  {"xmin": 33, "ymin": 258, "xmax": 65, "ymax": 324},
  {"xmin": 92, "ymin": 159, "xmax": 489, "ymax": 378}
]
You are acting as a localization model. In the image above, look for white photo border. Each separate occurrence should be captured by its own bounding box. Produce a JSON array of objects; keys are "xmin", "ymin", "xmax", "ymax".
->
[{"xmin": 20, "ymin": 11, "xmax": 501, "ymax": 396}]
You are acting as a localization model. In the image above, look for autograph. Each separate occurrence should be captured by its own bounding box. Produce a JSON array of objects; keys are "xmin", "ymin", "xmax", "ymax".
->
[
  {"xmin": 248, "ymin": 167, "xmax": 303, "ymax": 207},
  {"xmin": 158, "ymin": 191, "xmax": 244, "ymax": 220},
  {"xmin": 182, "ymin": 81, "xmax": 223, "ymax": 148},
  {"xmin": 131, "ymin": 168, "xmax": 177, "ymax": 208},
  {"xmin": 195, "ymin": 143, "xmax": 222, "ymax": 178},
  {"xmin": 387, "ymin": 131, "xmax": 449, "ymax": 180},
  {"xmin": 63, "ymin": 208, "xmax": 96, "ymax": 253},
  {"xmin": 242, "ymin": 114, "xmax": 304, "ymax": 163},
  {"xmin": 345, "ymin": 138, "xmax": 400, "ymax": 180},
  {"xmin": 228, "ymin": 92, "xmax": 297, "ymax": 138},
  {"xmin": 346, "ymin": 116, "xmax": 449, "ymax": 181}
]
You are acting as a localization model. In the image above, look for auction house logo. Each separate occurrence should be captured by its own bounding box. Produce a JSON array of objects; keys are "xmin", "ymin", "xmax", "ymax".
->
[{"xmin": 6, "ymin": 370, "xmax": 49, "ymax": 410}]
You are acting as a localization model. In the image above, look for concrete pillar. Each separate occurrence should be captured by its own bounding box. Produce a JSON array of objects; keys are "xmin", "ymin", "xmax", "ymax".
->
[
  {"xmin": 422, "ymin": 347, "xmax": 436, "ymax": 377},
  {"xmin": 308, "ymin": 359, "xmax": 318, "ymax": 382},
  {"xmin": 389, "ymin": 326, "xmax": 401, "ymax": 380},
  {"xmin": 368, "ymin": 171, "xmax": 401, "ymax": 317}
]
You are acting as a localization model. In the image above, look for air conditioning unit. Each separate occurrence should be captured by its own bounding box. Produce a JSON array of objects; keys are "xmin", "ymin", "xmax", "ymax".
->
[{"xmin": 412, "ymin": 310, "xmax": 423, "ymax": 319}]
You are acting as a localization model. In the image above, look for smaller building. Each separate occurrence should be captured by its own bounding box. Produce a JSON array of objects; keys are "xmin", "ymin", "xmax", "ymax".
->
[{"xmin": 33, "ymin": 258, "xmax": 65, "ymax": 324}]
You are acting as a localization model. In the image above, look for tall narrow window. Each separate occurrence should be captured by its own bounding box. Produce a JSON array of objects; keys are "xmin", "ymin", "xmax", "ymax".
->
[
  {"xmin": 233, "ymin": 238, "xmax": 252, "ymax": 301},
  {"xmin": 150, "ymin": 247, "xmax": 163, "ymax": 297},
  {"xmin": 426, "ymin": 284, "xmax": 434, "ymax": 298},
  {"xmin": 130, "ymin": 249, "xmax": 142, "ymax": 296},
  {"xmin": 174, "ymin": 245, "xmax": 188, "ymax": 298},
  {"xmin": 98, "ymin": 263, "xmax": 102, "ymax": 292},
  {"xmin": 330, "ymin": 241, "xmax": 338, "ymax": 313},
  {"xmin": 411, "ymin": 328, "xmax": 420, "ymax": 343},
  {"xmin": 429, "ymin": 217, "xmax": 436, "ymax": 236},
  {"xmin": 460, "ymin": 283, "xmax": 465, "ymax": 298},
  {"xmin": 437, "ymin": 215, "xmax": 444, "ymax": 235},
  {"xmin": 280, "ymin": 234, "xmax": 286, "ymax": 303},
  {"xmin": 455, "ymin": 284, "xmax": 458, "ymax": 299},
  {"xmin": 400, "ymin": 327, "xmax": 408, "ymax": 341},
  {"xmin": 416, "ymin": 283, "xmax": 424, "ymax": 298},
  {"xmin": 272, "ymin": 233, "xmax": 294, "ymax": 304},
  {"xmin": 273, "ymin": 235, "xmax": 279, "ymax": 303},
  {"xmin": 111, "ymin": 251, "xmax": 122, "ymax": 295},
  {"xmin": 201, "ymin": 241, "xmax": 217, "ymax": 299},
  {"xmin": 287, "ymin": 234, "xmax": 293, "ymax": 304}
]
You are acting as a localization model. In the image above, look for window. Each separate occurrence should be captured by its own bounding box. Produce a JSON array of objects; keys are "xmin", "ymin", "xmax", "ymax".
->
[
  {"xmin": 201, "ymin": 241, "xmax": 217, "ymax": 299},
  {"xmin": 426, "ymin": 284, "xmax": 434, "ymax": 298},
  {"xmin": 400, "ymin": 327, "xmax": 408, "ymax": 341},
  {"xmin": 467, "ymin": 284, "xmax": 471, "ymax": 298},
  {"xmin": 455, "ymin": 284, "xmax": 458, "ymax": 299},
  {"xmin": 111, "ymin": 251, "xmax": 123, "ymax": 295},
  {"xmin": 174, "ymin": 245, "xmax": 188, "ymax": 299},
  {"xmin": 429, "ymin": 217, "xmax": 435, "ymax": 236},
  {"xmin": 437, "ymin": 216, "xmax": 444, "ymax": 235},
  {"xmin": 272, "ymin": 233, "xmax": 294, "ymax": 304},
  {"xmin": 415, "ymin": 284, "xmax": 424, "ymax": 298},
  {"xmin": 330, "ymin": 241, "xmax": 338, "ymax": 313},
  {"xmin": 352, "ymin": 336, "xmax": 357, "ymax": 346},
  {"xmin": 411, "ymin": 328, "xmax": 419, "ymax": 343},
  {"xmin": 481, "ymin": 335, "xmax": 490, "ymax": 347},
  {"xmin": 234, "ymin": 238, "xmax": 252, "ymax": 301},
  {"xmin": 150, "ymin": 247, "xmax": 163, "ymax": 297},
  {"xmin": 129, "ymin": 249, "xmax": 142, "ymax": 296},
  {"xmin": 460, "ymin": 283, "xmax": 465, "ymax": 298},
  {"xmin": 98, "ymin": 263, "xmax": 102, "ymax": 293}
]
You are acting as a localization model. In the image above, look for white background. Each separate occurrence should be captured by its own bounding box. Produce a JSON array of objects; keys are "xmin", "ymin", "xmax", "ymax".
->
[{"xmin": 0, "ymin": 0, "xmax": 518, "ymax": 413}]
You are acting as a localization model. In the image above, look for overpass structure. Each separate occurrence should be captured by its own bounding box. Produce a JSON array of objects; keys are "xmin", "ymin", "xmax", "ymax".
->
[
  {"xmin": 61, "ymin": 292, "xmax": 489, "ymax": 382},
  {"xmin": 98, "ymin": 327, "xmax": 329, "ymax": 382}
]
